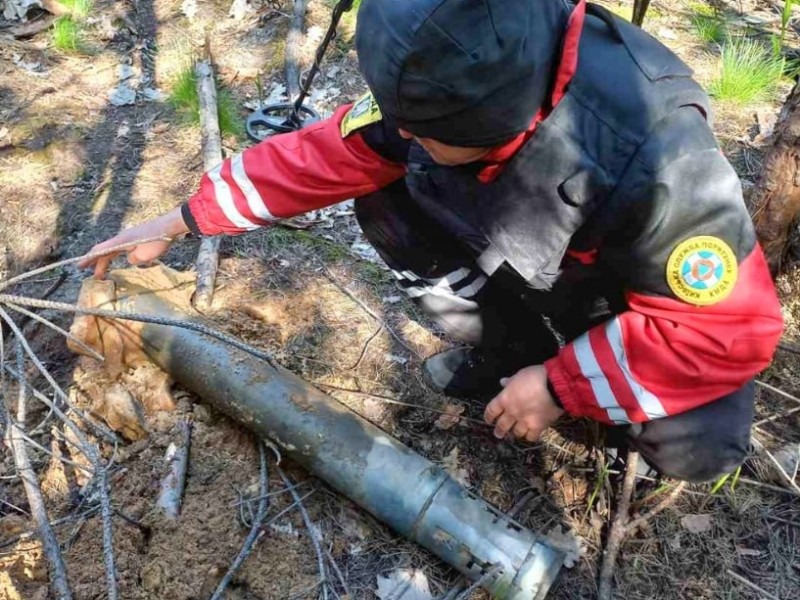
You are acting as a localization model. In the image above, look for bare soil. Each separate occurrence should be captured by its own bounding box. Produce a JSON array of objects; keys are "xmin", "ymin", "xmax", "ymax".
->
[{"xmin": 1, "ymin": 1, "xmax": 800, "ymax": 599}]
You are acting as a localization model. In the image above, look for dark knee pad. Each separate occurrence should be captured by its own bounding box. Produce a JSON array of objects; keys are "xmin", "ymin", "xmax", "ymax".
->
[{"xmin": 627, "ymin": 381, "xmax": 754, "ymax": 483}]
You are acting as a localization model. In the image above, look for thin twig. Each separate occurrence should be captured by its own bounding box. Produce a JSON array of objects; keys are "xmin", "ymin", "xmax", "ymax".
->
[
  {"xmin": 230, "ymin": 482, "xmax": 306, "ymax": 507},
  {"xmin": 623, "ymin": 482, "xmax": 687, "ymax": 535},
  {"xmin": 0, "ymin": 293, "xmax": 278, "ymax": 367},
  {"xmin": 738, "ymin": 476, "xmax": 800, "ymax": 496},
  {"xmin": 315, "ymin": 382, "xmax": 488, "ymax": 426},
  {"xmin": 598, "ymin": 451, "xmax": 639, "ymax": 600},
  {"xmin": 7, "ymin": 343, "xmax": 73, "ymax": 600},
  {"xmin": 0, "ymin": 237, "xmax": 171, "ymax": 292},
  {"xmin": 4, "ymin": 302, "xmax": 105, "ymax": 361},
  {"xmin": 0, "ymin": 506, "xmax": 101, "ymax": 550},
  {"xmin": 347, "ymin": 323, "xmax": 384, "ymax": 371},
  {"xmin": 0, "ymin": 307, "xmax": 117, "ymax": 444},
  {"xmin": 6, "ymin": 424, "xmax": 94, "ymax": 474},
  {"xmin": 278, "ymin": 467, "xmax": 329, "ymax": 600},
  {"xmin": 323, "ymin": 545, "xmax": 351, "ymax": 599},
  {"xmin": 752, "ymin": 439, "xmax": 800, "ymax": 496},
  {"xmin": 323, "ymin": 270, "xmax": 418, "ymax": 358},
  {"xmin": 210, "ymin": 441, "xmax": 270, "ymax": 600},
  {"xmin": 754, "ymin": 404, "xmax": 800, "ymax": 426},
  {"xmin": 98, "ymin": 468, "xmax": 118, "ymax": 600},
  {"xmin": 756, "ymin": 379, "xmax": 800, "ymax": 405},
  {"xmin": 726, "ymin": 569, "xmax": 779, "ymax": 600}
]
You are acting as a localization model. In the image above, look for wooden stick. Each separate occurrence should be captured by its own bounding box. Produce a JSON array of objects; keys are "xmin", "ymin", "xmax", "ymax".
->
[
  {"xmin": 192, "ymin": 53, "xmax": 223, "ymax": 313},
  {"xmin": 752, "ymin": 439, "xmax": 800, "ymax": 496},
  {"xmin": 278, "ymin": 466, "xmax": 329, "ymax": 600},
  {"xmin": 756, "ymin": 379, "xmax": 800, "ymax": 405},
  {"xmin": 157, "ymin": 420, "xmax": 193, "ymax": 518},
  {"xmin": 754, "ymin": 404, "xmax": 800, "ymax": 426},
  {"xmin": 623, "ymin": 482, "xmax": 686, "ymax": 535},
  {"xmin": 285, "ymin": 0, "xmax": 308, "ymax": 100},
  {"xmin": 210, "ymin": 441, "xmax": 269, "ymax": 600},
  {"xmin": 6, "ymin": 344, "xmax": 73, "ymax": 600},
  {"xmin": 726, "ymin": 570, "xmax": 779, "ymax": 600},
  {"xmin": 598, "ymin": 451, "xmax": 639, "ymax": 600}
]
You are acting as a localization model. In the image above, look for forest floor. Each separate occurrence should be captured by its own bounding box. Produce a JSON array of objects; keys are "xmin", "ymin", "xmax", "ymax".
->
[{"xmin": 1, "ymin": 0, "xmax": 799, "ymax": 599}]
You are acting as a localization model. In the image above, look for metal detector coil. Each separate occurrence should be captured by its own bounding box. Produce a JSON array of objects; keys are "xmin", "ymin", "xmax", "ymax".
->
[
  {"xmin": 246, "ymin": 103, "xmax": 320, "ymax": 141},
  {"xmin": 245, "ymin": 0, "xmax": 355, "ymax": 142}
]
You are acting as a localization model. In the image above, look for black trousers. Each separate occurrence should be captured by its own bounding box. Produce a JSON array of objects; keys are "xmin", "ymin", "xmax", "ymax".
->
[{"xmin": 355, "ymin": 181, "xmax": 754, "ymax": 483}]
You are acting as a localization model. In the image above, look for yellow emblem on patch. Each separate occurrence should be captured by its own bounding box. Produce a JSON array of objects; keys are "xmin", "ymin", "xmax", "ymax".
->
[
  {"xmin": 666, "ymin": 236, "xmax": 738, "ymax": 306},
  {"xmin": 340, "ymin": 92, "xmax": 382, "ymax": 137}
]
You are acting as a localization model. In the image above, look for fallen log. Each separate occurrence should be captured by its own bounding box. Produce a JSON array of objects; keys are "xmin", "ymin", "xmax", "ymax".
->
[
  {"xmin": 71, "ymin": 269, "xmax": 564, "ymax": 600},
  {"xmin": 192, "ymin": 57, "xmax": 223, "ymax": 312}
]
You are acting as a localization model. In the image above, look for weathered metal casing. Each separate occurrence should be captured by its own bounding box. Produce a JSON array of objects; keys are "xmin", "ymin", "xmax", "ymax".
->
[{"xmin": 113, "ymin": 282, "xmax": 563, "ymax": 599}]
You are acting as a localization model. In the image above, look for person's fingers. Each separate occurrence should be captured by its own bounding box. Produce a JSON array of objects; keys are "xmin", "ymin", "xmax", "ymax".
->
[
  {"xmin": 524, "ymin": 429, "xmax": 541, "ymax": 443},
  {"xmin": 484, "ymin": 395, "xmax": 505, "ymax": 424},
  {"xmin": 512, "ymin": 422, "xmax": 528, "ymax": 439},
  {"xmin": 499, "ymin": 377, "xmax": 510, "ymax": 388},
  {"xmin": 493, "ymin": 413, "xmax": 516, "ymax": 439},
  {"xmin": 93, "ymin": 255, "xmax": 114, "ymax": 280}
]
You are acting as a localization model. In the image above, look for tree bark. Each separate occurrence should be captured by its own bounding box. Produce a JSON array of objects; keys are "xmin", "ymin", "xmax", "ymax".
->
[
  {"xmin": 751, "ymin": 80, "xmax": 800, "ymax": 274},
  {"xmin": 191, "ymin": 57, "xmax": 223, "ymax": 312}
]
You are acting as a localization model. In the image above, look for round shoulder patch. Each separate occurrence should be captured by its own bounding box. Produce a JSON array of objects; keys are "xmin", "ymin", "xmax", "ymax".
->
[{"xmin": 666, "ymin": 236, "xmax": 738, "ymax": 306}]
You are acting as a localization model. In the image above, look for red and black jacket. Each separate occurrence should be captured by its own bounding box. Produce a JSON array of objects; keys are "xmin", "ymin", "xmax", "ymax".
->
[{"xmin": 182, "ymin": 3, "xmax": 783, "ymax": 425}]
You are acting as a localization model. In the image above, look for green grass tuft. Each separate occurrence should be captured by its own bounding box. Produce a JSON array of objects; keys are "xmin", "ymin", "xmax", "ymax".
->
[
  {"xmin": 169, "ymin": 65, "xmax": 243, "ymax": 139},
  {"xmin": 52, "ymin": 16, "xmax": 86, "ymax": 53},
  {"xmin": 708, "ymin": 37, "xmax": 784, "ymax": 105},
  {"xmin": 690, "ymin": 12, "xmax": 726, "ymax": 44},
  {"xmin": 59, "ymin": 0, "xmax": 93, "ymax": 19}
]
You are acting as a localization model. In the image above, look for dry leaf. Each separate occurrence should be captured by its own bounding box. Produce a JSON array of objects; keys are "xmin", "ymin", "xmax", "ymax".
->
[
  {"xmin": 434, "ymin": 404, "xmax": 465, "ymax": 430},
  {"xmin": 544, "ymin": 525, "xmax": 585, "ymax": 568},
  {"xmin": 680, "ymin": 514, "xmax": 712, "ymax": 534},
  {"xmin": 376, "ymin": 569, "xmax": 433, "ymax": 600},
  {"xmin": 442, "ymin": 447, "xmax": 470, "ymax": 486}
]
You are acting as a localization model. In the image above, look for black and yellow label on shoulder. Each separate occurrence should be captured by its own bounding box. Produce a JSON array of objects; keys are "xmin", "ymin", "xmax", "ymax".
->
[
  {"xmin": 340, "ymin": 92, "xmax": 382, "ymax": 137},
  {"xmin": 666, "ymin": 236, "xmax": 738, "ymax": 306}
]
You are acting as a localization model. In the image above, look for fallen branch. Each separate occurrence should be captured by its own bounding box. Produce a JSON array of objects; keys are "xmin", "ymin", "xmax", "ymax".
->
[
  {"xmin": 210, "ymin": 440, "xmax": 270, "ymax": 600},
  {"xmin": 192, "ymin": 55, "xmax": 224, "ymax": 313},
  {"xmin": 5, "ymin": 344, "xmax": 72, "ymax": 600},
  {"xmin": 157, "ymin": 420, "xmax": 193, "ymax": 519},
  {"xmin": 598, "ymin": 451, "xmax": 639, "ymax": 600},
  {"xmin": 285, "ymin": 0, "xmax": 308, "ymax": 100},
  {"xmin": 277, "ymin": 466, "xmax": 329, "ymax": 600},
  {"xmin": 0, "ymin": 309, "xmax": 118, "ymax": 598}
]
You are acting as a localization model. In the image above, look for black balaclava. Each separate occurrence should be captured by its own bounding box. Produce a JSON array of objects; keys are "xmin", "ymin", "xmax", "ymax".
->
[{"xmin": 355, "ymin": 0, "xmax": 573, "ymax": 147}]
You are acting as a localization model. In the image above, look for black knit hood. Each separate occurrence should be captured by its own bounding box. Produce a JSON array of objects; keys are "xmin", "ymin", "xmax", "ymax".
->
[{"xmin": 355, "ymin": 0, "xmax": 573, "ymax": 147}]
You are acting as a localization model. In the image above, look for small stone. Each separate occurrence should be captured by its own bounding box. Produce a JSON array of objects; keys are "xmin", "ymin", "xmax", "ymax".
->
[
  {"xmin": 141, "ymin": 87, "xmax": 165, "ymax": 102},
  {"xmin": 193, "ymin": 404, "xmax": 212, "ymax": 423},
  {"xmin": 108, "ymin": 84, "xmax": 136, "ymax": 106}
]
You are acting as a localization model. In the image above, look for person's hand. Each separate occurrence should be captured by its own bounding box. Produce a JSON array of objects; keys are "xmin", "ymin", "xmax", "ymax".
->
[
  {"xmin": 77, "ymin": 207, "xmax": 189, "ymax": 279},
  {"xmin": 484, "ymin": 365, "xmax": 564, "ymax": 442}
]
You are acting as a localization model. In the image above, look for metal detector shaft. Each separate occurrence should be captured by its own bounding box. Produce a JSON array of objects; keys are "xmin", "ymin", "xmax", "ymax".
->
[{"xmin": 111, "ymin": 280, "xmax": 563, "ymax": 599}]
